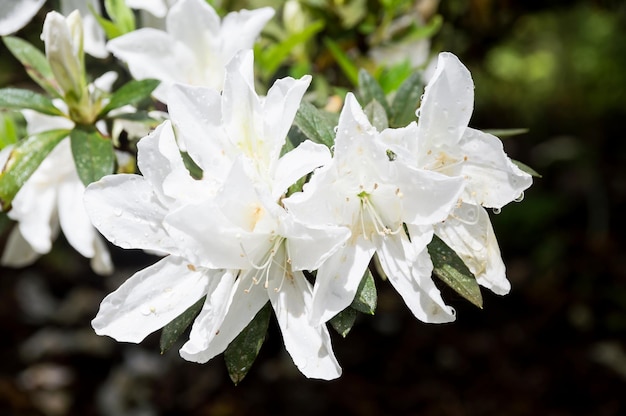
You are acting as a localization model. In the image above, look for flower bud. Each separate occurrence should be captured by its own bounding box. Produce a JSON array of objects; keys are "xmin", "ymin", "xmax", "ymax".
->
[{"xmin": 42, "ymin": 10, "xmax": 86, "ymax": 103}]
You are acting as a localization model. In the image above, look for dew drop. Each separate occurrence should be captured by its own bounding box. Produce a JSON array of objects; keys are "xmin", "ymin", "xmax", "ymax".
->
[
  {"xmin": 333, "ymin": 126, "xmax": 339, "ymax": 133},
  {"xmin": 114, "ymin": 208, "xmax": 123, "ymax": 217},
  {"xmin": 514, "ymin": 192, "xmax": 525, "ymax": 203},
  {"xmin": 140, "ymin": 305, "xmax": 151, "ymax": 316},
  {"xmin": 492, "ymin": 207, "xmax": 501, "ymax": 215},
  {"xmin": 416, "ymin": 108, "xmax": 421, "ymax": 117}
]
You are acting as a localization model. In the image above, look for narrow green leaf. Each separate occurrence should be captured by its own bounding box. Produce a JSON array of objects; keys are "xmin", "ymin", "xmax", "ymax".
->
[
  {"xmin": 180, "ymin": 151, "xmax": 203, "ymax": 180},
  {"xmin": 351, "ymin": 268, "xmax": 377, "ymax": 314},
  {"xmin": 427, "ymin": 234, "xmax": 483, "ymax": 309},
  {"xmin": 389, "ymin": 72, "xmax": 423, "ymax": 128},
  {"xmin": 293, "ymin": 100, "xmax": 337, "ymax": 149},
  {"xmin": 0, "ymin": 129, "xmax": 69, "ymax": 210},
  {"xmin": 484, "ymin": 128, "xmax": 529, "ymax": 137},
  {"xmin": 160, "ymin": 296, "xmax": 205, "ymax": 354},
  {"xmin": 70, "ymin": 127, "xmax": 115, "ymax": 186},
  {"xmin": 512, "ymin": 159, "xmax": 542, "ymax": 178},
  {"xmin": 330, "ymin": 307, "xmax": 357, "ymax": 337},
  {"xmin": 2, "ymin": 36, "xmax": 60, "ymax": 97},
  {"xmin": 0, "ymin": 113, "xmax": 19, "ymax": 148},
  {"xmin": 0, "ymin": 88, "xmax": 64, "ymax": 116},
  {"xmin": 224, "ymin": 303, "xmax": 271, "ymax": 385},
  {"xmin": 358, "ymin": 69, "xmax": 391, "ymax": 116},
  {"xmin": 378, "ymin": 60, "xmax": 413, "ymax": 94},
  {"xmin": 91, "ymin": 12, "xmax": 123, "ymax": 39},
  {"xmin": 99, "ymin": 79, "xmax": 159, "ymax": 117},
  {"xmin": 104, "ymin": 0, "xmax": 136, "ymax": 34},
  {"xmin": 257, "ymin": 20, "xmax": 324, "ymax": 78},
  {"xmin": 364, "ymin": 100, "xmax": 389, "ymax": 131},
  {"xmin": 323, "ymin": 37, "xmax": 359, "ymax": 86}
]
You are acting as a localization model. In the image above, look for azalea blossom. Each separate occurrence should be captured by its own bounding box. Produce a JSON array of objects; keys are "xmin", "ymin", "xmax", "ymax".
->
[
  {"xmin": 86, "ymin": 50, "xmax": 347, "ymax": 379},
  {"xmin": 284, "ymin": 93, "xmax": 465, "ymax": 326},
  {"xmin": 0, "ymin": 0, "xmax": 45, "ymax": 36},
  {"xmin": 0, "ymin": 136, "xmax": 112, "ymax": 274},
  {"xmin": 382, "ymin": 52, "xmax": 533, "ymax": 295},
  {"xmin": 107, "ymin": 0, "xmax": 274, "ymax": 102}
]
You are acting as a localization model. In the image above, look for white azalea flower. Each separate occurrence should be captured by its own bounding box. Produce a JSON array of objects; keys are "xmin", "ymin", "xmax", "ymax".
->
[
  {"xmin": 383, "ymin": 52, "xmax": 533, "ymax": 295},
  {"xmin": 165, "ymin": 158, "xmax": 347, "ymax": 380},
  {"xmin": 85, "ymin": 120, "xmax": 222, "ymax": 343},
  {"xmin": 59, "ymin": 0, "xmax": 108, "ymax": 58},
  {"xmin": 0, "ymin": 0, "xmax": 45, "ymax": 36},
  {"xmin": 167, "ymin": 49, "xmax": 321, "ymax": 193},
  {"xmin": 1, "ymin": 137, "xmax": 112, "ymax": 275},
  {"xmin": 284, "ymin": 93, "xmax": 465, "ymax": 326},
  {"xmin": 107, "ymin": 0, "xmax": 274, "ymax": 102}
]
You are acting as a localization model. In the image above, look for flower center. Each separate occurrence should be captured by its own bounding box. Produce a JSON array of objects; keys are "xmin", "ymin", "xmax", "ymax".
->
[
  {"xmin": 357, "ymin": 189, "xmax": 402, "ymax": 241},
  {"xmin": 242, "ymin": 236, "xmax": 291, "ymax": 293}
]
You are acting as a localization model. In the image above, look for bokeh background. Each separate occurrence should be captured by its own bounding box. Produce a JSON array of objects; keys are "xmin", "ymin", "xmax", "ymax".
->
[{"xmin": 2, "ymin": 0, "xmax": 626, "ymax": 415}]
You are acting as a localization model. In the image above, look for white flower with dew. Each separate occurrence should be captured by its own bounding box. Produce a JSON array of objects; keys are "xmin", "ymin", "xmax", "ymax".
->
[
  {"xmin": 382, "ymin": 52, "xmax": 533, "ymax": 295},
  {"xmin": 284, "ymin": 93, "xmax": 465, "ymax": 326},
  {"xmin": 107, "ymin": 0, "xmax": 274, "ymax": 102}
]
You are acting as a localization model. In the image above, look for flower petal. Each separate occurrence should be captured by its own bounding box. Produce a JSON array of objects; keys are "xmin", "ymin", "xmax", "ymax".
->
[
  {"xmin": 268, "ymin": 260, "xmax": 341, "ymax": 380},
  {"xmin": 417, "ymin": 52, "xmax": 474, "ymax": 148},
  {"xmin": 435, "ymin": 204, "xmax": 510, "ymax": 295},
  {"xmin": 0, "ymin": 0, "xmax": 45, "ymax": 36},
  {"xmin": 458, "ymin": 128, "xmax": 532, "ymax": 208},
  {"xmin": 84, "ymin": 174, "xmax": 178, "ymax": 254},
  {"xmin": 1, "ymin": 227, "xmax": 40, "ymax": 267},
  {"xmin": 379, "ymin": 234, "xmax": 456, "ymax": 323},
  {"xmin": 310, "ymin": 238, "xmax": 376, "ymax": 326},
  {"xmin": 92, "ymin": 256, "xmax": 209, "ymax": 343},
  {"xmin": 272, "ymin": 140, "xmax": 330, "ymax": 199},
  {"xmin": 180, "ymin": 269, "xmax": 268, "ymax": 363}
]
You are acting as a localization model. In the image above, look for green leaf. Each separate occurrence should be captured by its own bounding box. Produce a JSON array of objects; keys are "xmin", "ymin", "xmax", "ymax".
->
[
  {"xmin": 99, "ymin": 79, "xmax": 159, "ymax": 117},
  {"xmin": 91, "ymin": 12, "xmax": 123, "ymax": 39},
  {"xmin": 180, "ymin": 151, "xmax": 203, "ymax": 180},
  {"xmin": 351, "ymin": 268, "xmax": 377, "ymax": 315},
  {"xmin": 160, "ymin": 296, "xmax": 205, "ymax": 354},
  {"xmin": 358, "ymin": 69, "xmax": 391, "ymax": 116},
  {"xmin": 2, "ymin": 36, "xmax": 60, "ymax": 97},
  {"xmin": 224, "ymin": 303, "xmax": 271, "ymax": 385},
  {"xmin": 293, "ymin": 100, "xmax": 337, "ymax": 148},
  {"xmin": 70, "ymin": 127, "xmax": 115, "ymax": 186},
  {"xmin": 512, "ymin": 159, "xmax": 542, "ymax": 178},
  {"xmin": 389, "ymin": 72, "xmax": 423, "ymax": 128},
  {"xmin": 484, "ymin": 128, "xmax": 529, "ymax": 137},
  {"xmin": 0, "ymin": 88, "xmax": 64, "ymax": 116},
  {"xmin": 0, "ymin": 112, "xmax": 19, "ymax": 148},
  {"xmin": 330, "ymin": 307, "xmax": 357, "ymax": 337},
  {"xmin": 364, "ymin": 100, "xmax": 389, "ymax": 131},
  {"xmin": 104, "ymin": 0, "xmax": 136, "ymax": 34},
  {"xmin": 0, "ymin": 129, "xmax": 69, "ymax": 210},
  {"xmin": 323, "ymin": 37, "xmax": 359, "ymax": 86},
  {"xmin": 427, "ymin": 234, "xmax": 483, "ymax": 309},
  {"xmin": 378, "ymin": 60, "xmax": 413, "ymax": 94},
  {"xmin": 256, "ymin": 20, "xmax": 324, "ymax": 79}
]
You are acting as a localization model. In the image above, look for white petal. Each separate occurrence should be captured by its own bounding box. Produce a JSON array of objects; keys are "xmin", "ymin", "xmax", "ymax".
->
[
  {"xmin": 0, "ymin": 0, "xmax": 45, "ymax": 35},
  {"xmin": 57, "ymin": 174, "xmax": 96, "ymax": 258},
  {"xmin": 61, "ymin": 0, "xmax": 108, "ymax": 58},
  {"xmin": 176, "ymin": 269, "xmax": 235, "ymax": 356},
  {"xmin": 272, "ymin": 140, "xmax": 330, "ymax": 199},
  {"xmin": 379, "ymin": 235, "xmax": 456, "ymax": 323},
  {"xmin": 220, "ymin": 7, "xmax": 275, "ymax": 56},
  {"xmin": 310, "ymin": 239, "xmax": 376, "ymax": 326},
  {"xmin": 10, "ymin": 184, "xmax": 57, "ymax": 254},
  {"xmin": 417, "ymin": 52, "xmax": 474, "ymax": 148},
  {"xmin": 90, "ymin": 236, "xmax": 113, "ymax": 276},
  {"xmin": 268, "ymin": 263, "xmax": 341, "ymax": 380},
  {"xmin": 394, "ymin": 163, "xmax": 464, "ymax": 225},
  {"xmin": 180, "ymin": 269, "xmax": 268, "ymax": 362},
  {"xmin": 92, "ymin": 256, "xmax": 209, "ymax": 343},
  {"xmin": 458, "ymin": 128, "xmax": 533, "ymax": 208},
  {"xmin": 263, "ymin": 74, "xmax": 312, "ymax": 163},
  {"xmin": 436, "ymin": 204, "xmax": 510, "ymax": 295},
  {"xmin": 166, "ymin": 0, "xmax": 220, "ymax": 59},
  {"xmin": 106, "ymin": 28, "xmax": 194, "ymax": 102},
  {"xmin": 1, "ymin": 227, "xmax": 40, "ymax": 267},
  {"xmin": 21, "ymin": 109, "xmax": 74, "ymax": 135},
  {"xmin": 84, "ymin": 174, "xmax": 179, "ymax": 254}
]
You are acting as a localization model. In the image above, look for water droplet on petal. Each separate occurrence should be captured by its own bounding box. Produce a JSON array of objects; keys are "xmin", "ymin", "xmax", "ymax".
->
[
  {"xmin": 140, "ymin": 305, "xmax": 151, "ymax": 316},
  {"xmin": 492, "ymin": 207, "xmax": 501, "ymax": 215},
  {"xmin": 514, "ymin": 192, "xmax": 525, "ymax": 203}
]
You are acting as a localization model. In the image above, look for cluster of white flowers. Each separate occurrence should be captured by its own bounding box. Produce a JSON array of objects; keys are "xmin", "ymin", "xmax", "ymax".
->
[{"xmin": 1, "ymin": 0, "xmax": 532, "ymax": 380}]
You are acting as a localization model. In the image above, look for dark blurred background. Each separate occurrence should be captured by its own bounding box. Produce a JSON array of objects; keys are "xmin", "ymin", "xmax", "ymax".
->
[{"xmin": 2, "ymin": 0, "xmax": 626, "ymax": 415}]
